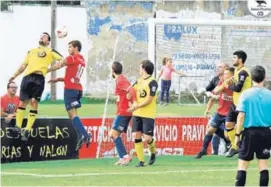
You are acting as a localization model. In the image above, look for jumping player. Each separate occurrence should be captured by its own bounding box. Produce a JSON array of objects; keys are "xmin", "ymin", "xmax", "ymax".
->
[
  {"xmin": 9, "ymin": 32, "xmax": 63, "ymax": 141},
  {"xmin": 48, "ymin": 40, "xmax": 91, "ymax": 150}
]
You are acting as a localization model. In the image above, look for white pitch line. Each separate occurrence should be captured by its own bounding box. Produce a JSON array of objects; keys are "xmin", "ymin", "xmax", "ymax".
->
[{"xmin": 1, "ymin": 168, "xmax": 257, "ymax": 178}]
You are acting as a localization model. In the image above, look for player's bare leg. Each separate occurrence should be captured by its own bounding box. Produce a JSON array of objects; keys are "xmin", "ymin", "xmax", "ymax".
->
[
  {"xmin": 21, "ymin": 98, "xmax": 38, "ymax": 141},
  {"xmin": 109, "ymin": 129, "xmax": 132, "ymax": 166},
  {"xmin": 134, "ymin": 131, "xmax": 145, "ymax": 167},
  {"xmin": 144, "ymin": 134, "xmax": 156, "ymax": 165},
  {"xmin": 258, "ymin": 160, "xmax": 269, "ymax": 186},
  {"xmin": 235, "ymin": 159, "xmax": 249, "ymax": 186},
  {"xmin": 226, "ymin": 122, "xmax": 239, "ymax": 157}
]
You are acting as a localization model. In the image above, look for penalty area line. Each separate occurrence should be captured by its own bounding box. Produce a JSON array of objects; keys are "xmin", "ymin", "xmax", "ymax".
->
[{"xmin": 1, "ymin": 168, "xmax": 257, "ymax": 178}]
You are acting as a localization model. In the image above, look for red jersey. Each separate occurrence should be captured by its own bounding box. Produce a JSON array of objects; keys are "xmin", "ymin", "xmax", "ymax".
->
[
  {"xmin": 64, "ymin": 54, "xmax": 85, "ymax": 90},
  {"xmin": 115, "ymin": 75, "xmax": 132, "ymax": 116},
  {"xmin": 217, "ymin": 80, "xmax": 233, "ymax": 116},
  {"xmin": 1, "ymin": 94, "xmax": 19, "ymax": 114}
]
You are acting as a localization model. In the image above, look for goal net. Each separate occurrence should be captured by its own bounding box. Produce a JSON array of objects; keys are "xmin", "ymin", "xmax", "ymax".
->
[
  {"xmin": 96, "ymin": 19, "xmax": 271, "ymax": 158},
  {"xmin": 149, "ymin": 18, "xmax": 271, "ymax": 105}
]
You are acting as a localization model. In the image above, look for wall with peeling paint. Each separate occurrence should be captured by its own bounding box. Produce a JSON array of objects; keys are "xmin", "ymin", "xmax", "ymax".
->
[{"xmin": 86, "ymin": 1, "xmax": 271, "ymax": 96}]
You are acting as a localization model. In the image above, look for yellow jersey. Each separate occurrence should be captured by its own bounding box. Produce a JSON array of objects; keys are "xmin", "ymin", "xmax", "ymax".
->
[
  {"xmin": 133, "ymin": 76, "xmax": 158, "ymax": 119},
  {"xmin": 23, "ymin": 46, "xmax": 63, "ymax": 76},
  {"xmin": 230, "ymin": 66, "xmax": 252, "ymax": 105}
]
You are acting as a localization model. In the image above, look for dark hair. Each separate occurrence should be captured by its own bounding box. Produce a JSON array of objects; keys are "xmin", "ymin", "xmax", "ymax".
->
[
  {"xmin": 7, "ymin": 82, "xmax": 15, "ymax": 89},
  {"xmin": 69, "ymin": 40, "xmax": 82, "ymax": 52},
  {"xmin": 251, "ymin": 65, "xmax": 265, "ymax": 83},
  {"xmin": 233, "ymin": 50, "xmax": 247, "ymax": 64},
  {"xmin": 162, "ymin": 57, "xmax": 167, "ymax": 66},
  {"xmin": 226, "ymin": 67, "xmax": 235, "ymax": 74},
  {"xmin": 43, "ymin": 32, "xmax": 51, "ymax": 41},
  {"xmin": 112, "ymin": 61, "xmax": 123, "ymax": 75},
  {"xmin": 141, "ymin": 60, "xmax": 154, "ymax": 75}
]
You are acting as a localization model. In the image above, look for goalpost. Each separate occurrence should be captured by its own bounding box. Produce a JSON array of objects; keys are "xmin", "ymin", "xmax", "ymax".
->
[
  {"xmin": 148, "ymin": 18, "xmax": 271, "ymax": 105},
  {"xmin": 96, "ymin": 18, "xmax": 271, "ymax": 158}
]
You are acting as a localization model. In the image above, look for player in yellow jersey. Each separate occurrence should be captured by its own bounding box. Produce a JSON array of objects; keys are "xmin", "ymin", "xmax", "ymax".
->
[
  {"xmin": 9, "ymin": 32, "xmax": 63, "ymax": 141},
  {"xmin": 128, "ymin": 60, "xmax": 158, "ymax": 167},
  {"xmin": 223, "ymin": 50, "xmax": 252, "ymax": 157}
]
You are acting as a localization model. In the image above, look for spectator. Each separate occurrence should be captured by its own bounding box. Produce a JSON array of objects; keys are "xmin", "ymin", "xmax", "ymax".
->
[{"xmin": 1, "ymin": 82, "xmax": 20, "ymax": 123}]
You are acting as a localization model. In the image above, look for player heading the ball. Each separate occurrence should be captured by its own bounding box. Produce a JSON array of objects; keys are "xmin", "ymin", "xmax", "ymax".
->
[{"xmin": 9, "ymin": 32, "xmax": 63, "ymax": 141}]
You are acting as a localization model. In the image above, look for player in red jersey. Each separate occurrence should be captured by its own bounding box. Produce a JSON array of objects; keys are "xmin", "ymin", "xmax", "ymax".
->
[
  {"xmin": 1, "ymin": 82, "xmax": 20, "ymax": 123},
  {"xmin": 109, "ymin": 61, "xmax": 134, "ymax": 166},
  {"xmin": 48, "ymin": 40, "xmax": 91, "ymax": 151},
  {"xmin": 195, "ymin": 67, "xmax": 234, "ymax": 158}
]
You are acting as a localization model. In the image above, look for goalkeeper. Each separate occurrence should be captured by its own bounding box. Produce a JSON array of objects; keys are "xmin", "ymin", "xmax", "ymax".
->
[{"xmin": 128, "ymin": 60, "xmax": 158, "ymax": 167}]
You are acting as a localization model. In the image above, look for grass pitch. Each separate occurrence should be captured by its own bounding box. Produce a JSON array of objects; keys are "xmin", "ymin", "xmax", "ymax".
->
[{"xmin": 1, "ymin": 156, "xmax": 260, "ymax": 186}]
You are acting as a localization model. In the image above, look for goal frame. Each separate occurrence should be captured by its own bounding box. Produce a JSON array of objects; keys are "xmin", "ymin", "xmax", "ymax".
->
[{"xmin": 148, "ymin": 18, "xmax": 271, "ymax": 104}]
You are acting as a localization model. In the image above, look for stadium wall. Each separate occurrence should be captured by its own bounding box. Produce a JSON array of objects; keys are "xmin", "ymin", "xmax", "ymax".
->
[
  {"xmin": 1, "ymin": 117, "xmax": 209, "ymax": 163},
  {"xmin": 86, "ymin": 1, "xmax": 271, "ymax": 96}
]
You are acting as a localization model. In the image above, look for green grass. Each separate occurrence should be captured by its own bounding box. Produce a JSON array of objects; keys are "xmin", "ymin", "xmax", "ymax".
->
[
  {"xmin": 37, "ymin": 103, "xmax": 215, "ymax": 117},
  {"xmin": 1, "ymin": 156, "xmax": 260, "ymax": 186}
]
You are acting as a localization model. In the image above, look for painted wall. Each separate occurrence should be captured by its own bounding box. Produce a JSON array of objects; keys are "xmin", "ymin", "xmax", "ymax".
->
[
  {"xmin": 0, "ymin": 5, "xmax": 89, "ymax": 99},
  {"xmin": 85, "ymin": 1, "xmax": 271, "ymax": 95}
]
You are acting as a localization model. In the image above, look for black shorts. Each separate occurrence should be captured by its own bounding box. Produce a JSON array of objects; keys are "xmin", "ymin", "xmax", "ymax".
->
[
  {"xmin": 20, "ymin": 74, "xmax": 45, "ymax": 102},
  {"xmin": 226, "ymin": 103, "xmax": 238, "ymax": 123},
  {"xmin": 132, "ymin": 116, "xmax": 155, "ymax": 136},
  {"xmin": 239, "ymin": 127, "xmax": 271, "ymax": 161}
]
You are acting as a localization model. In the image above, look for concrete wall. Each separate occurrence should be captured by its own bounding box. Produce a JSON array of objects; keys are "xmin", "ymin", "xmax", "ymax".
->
[
  {"xmin": 86, "ymin": 1, "xmax": 271, "ymax": 95},
  {"xmin": 1, "ymin": 2, "xmax": 270, "ymax": 98}
]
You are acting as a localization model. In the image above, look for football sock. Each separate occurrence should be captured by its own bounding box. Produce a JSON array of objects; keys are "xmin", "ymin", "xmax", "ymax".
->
[
  {"xmin": 227, "ymin": 128, "xmax": 238, "ymax": 149},
  {"xmin": 260, "ymin": 170, "xmax": 269, "ymax": 186},
  {"xmin": 148, "ymin": 138, "xmax": 156, "ymax": 154},
  {"xmin": 25, "ymin": 110, "xmax": 37, "ymax": 131},
  {"xmin": 16, "ymin": 107, "xmax": 26, "ymax": 128},
  {"xmin": 202, "ymin": 134, "xmax": 213, "ymax": 152},
  {"xmin": 114, "ymin": 136, "xmax": 127, "ymax": 159},
  {"xmin": 135, "ymin": 139, "xmax": 144, "ymax": 162},
  {"xmin": 235, "ymin": 170, "xmax": 246, "ymax": 186},
  {"xmin": 72, "ymin": 116, "xmax": 88, "ymax": 138}
]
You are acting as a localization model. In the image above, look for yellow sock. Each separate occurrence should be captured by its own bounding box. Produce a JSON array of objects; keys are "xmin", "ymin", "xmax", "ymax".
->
[
  {"xmin": 135, "ymin": 139, "xmax": 144, "ymax": 162},
  {"xmin": 26, "ymin": 110, "xmax": 37, "ymax": 131},
  {"xmin": 227, "ymin": 128, "xmax": 238, "ymax": 150},
  {"xmin": 16, "ymin": 107, "xmax": 26, "ymax": 128},
  {"xmin": 148, "ymin": 138, "xmax": 156, "ymax": 154}
]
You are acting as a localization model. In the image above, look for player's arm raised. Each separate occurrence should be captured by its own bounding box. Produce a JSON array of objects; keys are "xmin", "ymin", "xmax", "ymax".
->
[
  {"xmin": 47, "ymin": 49, "xmax": 64, "ymax": 73},
  {"xmin": 227, "ymin": 70, "xmax": 249, "ymax": 92},
  {"xmin": 9, "ymin": 51, "xmax": 29, "ymax": 82}
]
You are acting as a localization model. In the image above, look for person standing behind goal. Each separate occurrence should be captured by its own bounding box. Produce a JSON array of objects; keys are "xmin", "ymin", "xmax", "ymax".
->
[
  {"xmin": 234, "ymin": 65, "xmax": 271, "ymax": 186},
  {"xmin": 157, "ymin": 57, "xmax": 185, "ymax": 106}
]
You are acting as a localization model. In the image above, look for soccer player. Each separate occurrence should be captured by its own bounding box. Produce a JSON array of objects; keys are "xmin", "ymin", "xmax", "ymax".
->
[
  {"xmin": 109, "ymin": 61, "xmax": 133, "ymax": 166},
  {"xmin": 234, "ymin": 65, "xmax": 271, "ymax": 187},
  {"xmin": 1, "ymin": 82, "xmax": 20, "ymax": 123},
  {"xmin": 204, "ymin": 63, "xmax": 229, "ymax": 155},
  {"xmin": 223, "ymin": 50, "xmax": 252, "ymax": 157},
  {"xmin": 9, "ymin": 32, "xmax": 63, "ymax": 141},
  {"xmin": 195, "ymin": 67, "xmax": 234, "ymax": 159},
  {"xmin": 128, "ymin": 60, "xmax": 158, "ymax": 167},
  {"xmin": 48, "ymin": 40, "xmax": 91, "ymax": 150}
]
